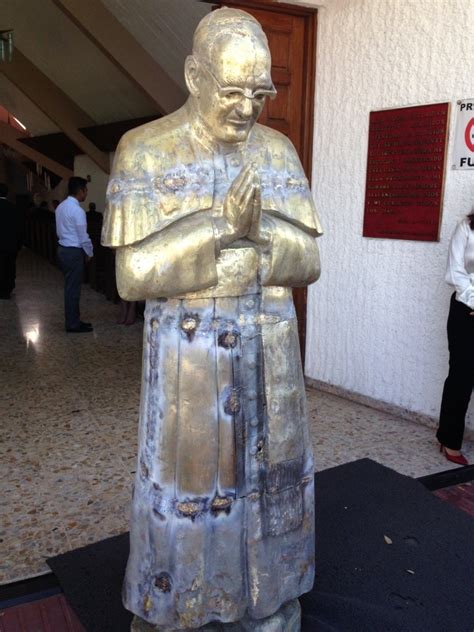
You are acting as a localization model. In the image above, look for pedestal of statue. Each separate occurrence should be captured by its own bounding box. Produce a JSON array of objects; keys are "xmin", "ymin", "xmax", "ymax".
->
[{"xmin": 131, "ymin": 599, "xmax": 301, "ymax": 632}]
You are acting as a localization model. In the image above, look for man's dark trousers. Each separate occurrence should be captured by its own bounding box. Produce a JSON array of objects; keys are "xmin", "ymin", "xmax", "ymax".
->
[
  {"xmin": 0, "ymin": 196, "xmax": 20, "ymax": 297},
  {"xmin": 0, "ymin": 251, "xmax": 17, "ymax": 297},
  {"xmin": 57, "ymin": 246, "xmax": 84, "ymax": 330}
]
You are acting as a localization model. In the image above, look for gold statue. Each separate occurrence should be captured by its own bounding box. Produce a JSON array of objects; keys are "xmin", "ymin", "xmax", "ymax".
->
[{"xmin": 102, "ymin": 8, "xmax": 321, "ymax": 631}]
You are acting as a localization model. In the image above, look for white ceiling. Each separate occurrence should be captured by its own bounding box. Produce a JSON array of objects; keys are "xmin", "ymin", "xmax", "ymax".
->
[
  {"xmin": 102, "ymin": 0, "xmax": 211, "ymax": 92},
  {"xmin": 0, "ymin": 0, "xmax": 211, "ymax": 136}
]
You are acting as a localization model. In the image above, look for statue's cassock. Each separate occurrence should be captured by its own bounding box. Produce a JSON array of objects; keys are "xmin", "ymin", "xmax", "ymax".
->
[{"xmin": 102, "ymin": 101, "xmax": 322, "ymax": 629}]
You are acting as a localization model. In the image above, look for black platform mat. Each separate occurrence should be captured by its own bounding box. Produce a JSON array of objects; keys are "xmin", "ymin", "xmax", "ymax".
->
[
  {"xmin": 417, "ymin": 462, "xmax": 474, "ymax": 491},
  {"xmin": 48, "ymin": 459, "xmax": 474, "ymax": 632}
]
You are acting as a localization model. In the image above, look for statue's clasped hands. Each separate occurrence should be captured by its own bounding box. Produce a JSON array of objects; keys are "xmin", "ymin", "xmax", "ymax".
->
[{"xmin": 216, "ymin": 163, "xmax": 268, "ymax": 247}]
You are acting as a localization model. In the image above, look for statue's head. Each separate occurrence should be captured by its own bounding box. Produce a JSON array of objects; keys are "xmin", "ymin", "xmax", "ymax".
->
[{"xmin": 185, "ymin": 8, "xmax": 276, "ymax": 144}]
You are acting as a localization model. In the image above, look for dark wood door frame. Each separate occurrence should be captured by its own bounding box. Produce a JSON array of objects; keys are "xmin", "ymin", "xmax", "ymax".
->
[{"xmin": 201, "ymin": 0, "xmax": 318, "ymax": 365}]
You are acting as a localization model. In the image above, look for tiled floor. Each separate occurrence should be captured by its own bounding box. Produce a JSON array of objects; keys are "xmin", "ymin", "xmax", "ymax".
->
[{"xmin": 1, "ymin": 249, "xmax": 473, "ymax": 586}]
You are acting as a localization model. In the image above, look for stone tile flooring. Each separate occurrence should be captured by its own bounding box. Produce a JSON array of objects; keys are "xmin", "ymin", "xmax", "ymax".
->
[{"xmin": 1, "ymin": 249, "xmax": 472, "ymax": 585}]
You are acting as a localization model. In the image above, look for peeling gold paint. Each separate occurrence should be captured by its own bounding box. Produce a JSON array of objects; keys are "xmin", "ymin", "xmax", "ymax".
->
[
  {"xmin": 249, "ymin": 565, "xmax": 260, "ymax": 607},
  {"xmin": 181, "ymin": 317, "xmax": 197, "ymax": 332},
  {"xmin": 143, "ymin": 595, "xmax": 153, "ymax": 613},
  {"xmin": 211, "ymin": 496, "xmax": 233, "ymax": 510},
  {"xmin": 176, "ymin": 501, "xmax": 201, "ymax": 517}
]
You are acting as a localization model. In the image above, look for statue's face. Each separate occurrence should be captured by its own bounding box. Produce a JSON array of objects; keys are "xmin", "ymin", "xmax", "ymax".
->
[{"xmin": 196, "ymin": 36, "xmax": 274, "ymax": 144}]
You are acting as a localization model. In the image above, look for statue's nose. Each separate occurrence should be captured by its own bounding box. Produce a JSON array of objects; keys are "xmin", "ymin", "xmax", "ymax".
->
[{"xmin": 236, "ymin": 97, "xmax": 253, "ymax": 118}]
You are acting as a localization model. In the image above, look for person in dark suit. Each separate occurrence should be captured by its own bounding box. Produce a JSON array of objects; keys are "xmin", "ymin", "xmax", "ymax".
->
[
  {"xmin": 0, "ymin": 183, "xmax": 21, "ymax": 299},
  {"xmin": 86, "ymin": 202, "xmax": 102, "ymax": 227}
]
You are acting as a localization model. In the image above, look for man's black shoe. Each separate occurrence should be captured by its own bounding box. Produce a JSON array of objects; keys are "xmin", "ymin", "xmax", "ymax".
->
[
  {"xmin": 0, "ymin": 293, "xmax": 11, "ymax": 299},
  {"xmin": 80, "ymin": 320, "xmax": 92, "ymax": 327},
  {"xmin": 66, "ymin": 323, "xmax": 93, "ymax": 333}
]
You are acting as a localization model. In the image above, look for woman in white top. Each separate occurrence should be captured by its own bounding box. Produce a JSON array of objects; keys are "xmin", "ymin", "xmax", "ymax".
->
[{"xmin": 436, "ymin": 212, "xmax": 474, "ymax": 466}]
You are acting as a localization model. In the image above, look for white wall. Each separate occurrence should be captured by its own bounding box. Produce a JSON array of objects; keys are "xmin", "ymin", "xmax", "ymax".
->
[
  {"xmin": 305, "ymin": 0, "xmax": 474, "ymax": 430},
  {"xmin": 74, "ymin": 154, "xmax": 110, "ymax": 213},
  {"xmin": 50, "ymin": 179, "xmax": 68, "ymax": 205}
]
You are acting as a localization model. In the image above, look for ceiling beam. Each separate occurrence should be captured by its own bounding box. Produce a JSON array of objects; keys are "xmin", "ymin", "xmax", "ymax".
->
[
  {"xmin": 0, "ymin": 50, "xmax": 110, "ymax": 173},
  {"xmin": 53, "ymin": 0, "xmax": 186, "ymax": 115},
  {"xmin": 0, "ymin": 122, "xmax": 73, "ymax": 180}
]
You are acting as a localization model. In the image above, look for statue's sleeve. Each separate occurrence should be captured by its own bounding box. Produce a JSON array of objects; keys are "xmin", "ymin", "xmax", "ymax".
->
[
  {"xmin": 115, "ymin": 213, "xmax": 218, "ymax": 300},
  {"xmin": 259, "ymin": 137, "xmax": 322, "ymax": 287},
  {"xmin": 102, "ymin": 131, "xmax": 218, "ymax": 300},
  {"xmin": 259, "ymin": 214, "xmax": 320, "ymax": 287}
]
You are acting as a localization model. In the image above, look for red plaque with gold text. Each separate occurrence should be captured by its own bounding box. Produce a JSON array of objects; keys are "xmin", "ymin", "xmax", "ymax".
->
[{"xmin": 363, "ymin": 103, "xmax": 449, "ymax": 241}]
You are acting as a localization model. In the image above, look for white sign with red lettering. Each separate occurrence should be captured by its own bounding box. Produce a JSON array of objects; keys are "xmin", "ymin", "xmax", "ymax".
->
[{"xmin": 452, "ymin": 99, "xmax": 474, "ymax": 169}]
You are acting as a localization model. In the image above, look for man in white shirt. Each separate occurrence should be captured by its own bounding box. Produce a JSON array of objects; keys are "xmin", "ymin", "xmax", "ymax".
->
[{"xmin": 56, "ymin": 177, "xmax": 93, "ymax": 332}]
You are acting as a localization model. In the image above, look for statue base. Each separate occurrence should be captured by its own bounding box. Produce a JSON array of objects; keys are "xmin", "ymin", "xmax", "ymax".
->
[{"xmin": 131, "ymin": 599, "xmax": 301, "ymax": 632}]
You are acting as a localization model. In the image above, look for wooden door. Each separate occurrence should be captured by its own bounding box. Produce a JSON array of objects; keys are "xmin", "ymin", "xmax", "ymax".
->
[{"xmin": 212, "ymin": 1, "xmax": 317, "ymax": 364}]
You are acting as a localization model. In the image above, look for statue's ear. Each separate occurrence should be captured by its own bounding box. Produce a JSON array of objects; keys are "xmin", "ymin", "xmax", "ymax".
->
[{"xmin": 185, "ymin": 56, "xmax": 200, "ymax": 97}]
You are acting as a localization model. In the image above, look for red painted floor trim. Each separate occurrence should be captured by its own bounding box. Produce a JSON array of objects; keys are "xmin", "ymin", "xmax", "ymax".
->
[
  {"xmin": 434, "ymin": 481, "xmax": 474, "ymax": 518},
  {"xmin": 0, "ymin": 594, "xmax": 84, "ymax": 632}
]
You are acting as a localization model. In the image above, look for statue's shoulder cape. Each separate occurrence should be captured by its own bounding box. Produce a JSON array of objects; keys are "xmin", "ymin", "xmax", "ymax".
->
[{"xmin": 102, "ymin": 106, "xmax": 322, "ymax": 248}]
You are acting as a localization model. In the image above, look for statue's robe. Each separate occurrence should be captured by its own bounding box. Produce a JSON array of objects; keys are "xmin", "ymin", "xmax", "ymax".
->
[{"xmin": 102, "ymin": 103, "xmax": 322, "ymax": 629}]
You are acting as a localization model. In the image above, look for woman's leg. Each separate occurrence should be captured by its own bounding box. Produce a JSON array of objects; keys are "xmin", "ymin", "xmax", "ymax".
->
[
  {"xmin": 117, "ymin": 299, "xmax": 128, "ymax": 324},
  {"xmin": 125, "ymin": 300, "xmax": 137, "ymax": 325},
  {"xmin": 436, "ymin": 294, "xmax": 474, "ymax": 451}
]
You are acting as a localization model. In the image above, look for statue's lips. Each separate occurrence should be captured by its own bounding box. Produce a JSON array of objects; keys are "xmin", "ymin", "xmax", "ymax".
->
[{"xmin": 226, "ymin": 119, "xmax": 251, "ymax": 127}]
